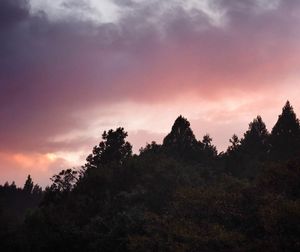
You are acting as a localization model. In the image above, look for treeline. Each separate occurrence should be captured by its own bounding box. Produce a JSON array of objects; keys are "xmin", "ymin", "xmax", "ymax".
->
[
  {"xmin": 1, "ymin": 101, "xmax": 300, "ymax": 251},
  {"xmin": 0, "ymin": 176, "xmax": 43, "ymax": 246}
]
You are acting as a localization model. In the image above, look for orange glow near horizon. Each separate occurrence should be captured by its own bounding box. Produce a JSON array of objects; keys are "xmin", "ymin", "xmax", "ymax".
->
[{"xmin": 1, "ymin": 93, "xmax": 299, "ymax": 187}]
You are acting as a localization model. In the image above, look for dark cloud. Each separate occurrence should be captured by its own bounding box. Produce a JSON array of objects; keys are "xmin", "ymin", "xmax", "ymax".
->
[{"xmin": 0, "ymin": 0, "xmax": 29, "ymax": 28}]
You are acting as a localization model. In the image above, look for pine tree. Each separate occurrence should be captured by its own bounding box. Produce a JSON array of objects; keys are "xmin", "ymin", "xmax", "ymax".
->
[
  {"xmin": 270, "ymin": 101, "xmax": 300, "ymax": 160},
  {"xmin": 23, "ymin": 175, "xmax": 33, "ymax": 194},
  {"xmin": 241, "ymin": 115, "xmax": 269, "ymax": 154},
  {"xmin": 225, "ymin": 116, "xmax": 269, "ymax": 178},
  {"xmin": 163, "ymin": 116, "xmax": 199, "ymax": 159}
]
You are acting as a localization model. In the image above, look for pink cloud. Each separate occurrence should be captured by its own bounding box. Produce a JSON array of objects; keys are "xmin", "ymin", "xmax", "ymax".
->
[{"xmin": 1, "ymin": 0, "xmax": 300, "ymax": 185}]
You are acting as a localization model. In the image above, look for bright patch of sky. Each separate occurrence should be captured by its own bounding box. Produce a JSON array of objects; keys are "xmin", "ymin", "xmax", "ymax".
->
[
  {"xmin": 30, "ymin": 0, "xmax": 121, "ymax": 23},
  {"xmin": 29, "ymin": 0, "xmax": 281, "ymax": 29},
  {"xmin": 29, "ymin": 0, "xmax": 228, "ymax": 25}
]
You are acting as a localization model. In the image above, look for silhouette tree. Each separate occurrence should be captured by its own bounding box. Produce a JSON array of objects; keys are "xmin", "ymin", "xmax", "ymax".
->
[
  {"xmin": 2, "ymin": 105, "xmax": 300, "ymax": 252},
  {"xmin": 85, "ymin": 127, "xmax": 132, "ymax": 170},
  {"xmin": 32, "ymin": 184, "xmax": 42, "ymax": 196},
  {"xmin": 163, "ymin": 116, "xmax": 197, "ymax": 146},
  {"xmin": 270, "ymin": 101, "xmax": 300, "ymax": 160},
  {"xmin": 23, "ymin": 175, "xmax": 33, "ymax": 194},
  {"xmin": 227, "ymin": 134, "xmax": 241, "ymax": 153},
  {"xmin": 139, "ymin": 141, "xmax": 161, "ymax": 155},
  {"xmin": 202, "ymin": 134, "xmax": 217, "ymax": 158},
  {"xmin": 240, "ymin": 115, "xmax": 269, "ymax": 155},
  {"xmin": 225, "ymin": 134, "xmax": 243, "ymax": 176},
  {"xmin": 225, "ymin": 116, "xmax": 269, "ymax": 178},
  {"xmin": 163, "ymin": 115, "xmax": 200, "ymax": 160},
  {"xmin": 50, "ymin": 169, "xmax": 78, "ymax": 192}
]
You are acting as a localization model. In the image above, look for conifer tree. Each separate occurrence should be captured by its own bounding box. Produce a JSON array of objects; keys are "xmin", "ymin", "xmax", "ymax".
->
[
  {"xmin": 163, "ymin": 116, "xmax": 199, "ymax": 159},
  {"xmin": 241, "ymin": 115, "xmax": 269, "ymax": 154},
  {"xmin": 23, "ymin": 175, "xmax": 33, "ymax": 194},
  {"xmin": 163, "ymin": 116, "xmax": 197, "ymax": 148},
  {"xmin": 270, "ymin": 101, "xmax": 300, "ymax": 160}
]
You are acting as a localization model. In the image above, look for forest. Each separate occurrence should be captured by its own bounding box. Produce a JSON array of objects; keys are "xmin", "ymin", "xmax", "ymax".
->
[{"xmin": 1, "ymin": 101, "xmax": 300, "ymax": 251}]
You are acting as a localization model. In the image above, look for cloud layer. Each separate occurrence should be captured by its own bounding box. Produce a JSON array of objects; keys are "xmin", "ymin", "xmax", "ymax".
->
[{"xmin": 1, "ymin": 0, "xmax": 300, "ymax": 185}]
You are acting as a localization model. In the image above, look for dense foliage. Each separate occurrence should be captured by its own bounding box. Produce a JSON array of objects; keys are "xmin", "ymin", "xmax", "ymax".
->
[{"xmin": 1, "ymin": 101, "xmax": 300, "ymax": 251}]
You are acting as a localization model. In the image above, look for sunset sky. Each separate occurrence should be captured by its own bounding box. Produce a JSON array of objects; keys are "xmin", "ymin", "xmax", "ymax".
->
[{"xmin": 1, "ymin": 0, "xmax": 300, "ymax": 186}]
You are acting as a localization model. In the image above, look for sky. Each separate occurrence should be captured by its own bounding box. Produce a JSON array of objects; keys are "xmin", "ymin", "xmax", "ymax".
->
[{"xmin": 1, "ymin": 0, "xmax": 300, "ymax": 186}]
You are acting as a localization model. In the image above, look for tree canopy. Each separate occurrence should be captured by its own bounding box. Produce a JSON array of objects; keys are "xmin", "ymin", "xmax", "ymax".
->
[
  {"xmin": 84, "ymin": 127, "xmax": 133, "ymax": 170},
  {"xmin": 1, "ymin": 101, "xmax": 300, "ymax": 252}
]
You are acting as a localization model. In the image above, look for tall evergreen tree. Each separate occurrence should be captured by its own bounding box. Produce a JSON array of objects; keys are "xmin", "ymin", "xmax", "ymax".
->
[
  {"xmin": 225, "ymin": 116, "xmax": 269, "ymax": 178},
  {"xmin": 241, "ymin": 115, "xmax": 269, "ymax": 154},
  {"xmin": 23, "ymin": 175, "xmax": 33, "ymax": 194},
  {"xmin": 163, "ymin": 116, "xmax": 199, "ymax": 160},
  {"xmin": 163, "ymin": 116, "xmax": 197, "ymax": 147},
  {"xmin": 270, "ymin": 101, "xmax": 300, "ymax": 160}
]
